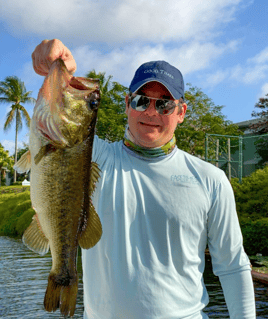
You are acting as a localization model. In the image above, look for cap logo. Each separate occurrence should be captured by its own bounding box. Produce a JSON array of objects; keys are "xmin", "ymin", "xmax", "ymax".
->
[{"xmin": 144, "ymin": 69, "xmax": 174, "ymax": 79}]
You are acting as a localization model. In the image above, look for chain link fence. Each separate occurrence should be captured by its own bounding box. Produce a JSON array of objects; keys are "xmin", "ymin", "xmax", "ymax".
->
[{"xmin": 205, "ymin": 133, "xmax": 268, "ymax": 183}]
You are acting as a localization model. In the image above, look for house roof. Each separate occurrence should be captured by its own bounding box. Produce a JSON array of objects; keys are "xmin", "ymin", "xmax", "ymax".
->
[{"xmin": 234, "ymin": 118, "xmax": 261, "ymax": 129}]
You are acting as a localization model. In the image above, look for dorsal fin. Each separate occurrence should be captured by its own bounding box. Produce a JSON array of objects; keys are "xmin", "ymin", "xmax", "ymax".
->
[{"xmin": 13, "ymin": 150, "xmax": 31, "ymax": 173}]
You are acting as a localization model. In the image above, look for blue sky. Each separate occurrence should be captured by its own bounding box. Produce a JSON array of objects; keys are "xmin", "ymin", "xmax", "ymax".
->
[{"xmin": 1, "ymin": 0, "xmax": 268, "ymax": 155}]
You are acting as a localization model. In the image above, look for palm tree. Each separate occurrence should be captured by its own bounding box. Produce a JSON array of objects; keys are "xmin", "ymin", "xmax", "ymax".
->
[{"xmin": 0, "ymin": 76, "xmax": 36, "ymax": 183}]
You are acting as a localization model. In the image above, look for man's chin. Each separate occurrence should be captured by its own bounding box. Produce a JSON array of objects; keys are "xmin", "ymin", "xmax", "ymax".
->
[{"xmin": 134, "ymin": 133, "xmax": 163, "ymax": 148}]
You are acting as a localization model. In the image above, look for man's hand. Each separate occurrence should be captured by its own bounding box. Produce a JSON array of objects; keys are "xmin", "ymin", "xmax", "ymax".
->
[{"xmin": 32, "ymin": 39, "xmax": 77, "ymax": 76}]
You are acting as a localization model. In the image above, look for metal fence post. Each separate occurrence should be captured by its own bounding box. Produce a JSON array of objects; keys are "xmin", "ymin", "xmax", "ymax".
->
[
  {"xmin": 239, "ymin": 135, "xmax": 243, "ymax": 184},
  {"xmin": 205, "ymin": 134, "xmax": 208, "ymax": 162}
]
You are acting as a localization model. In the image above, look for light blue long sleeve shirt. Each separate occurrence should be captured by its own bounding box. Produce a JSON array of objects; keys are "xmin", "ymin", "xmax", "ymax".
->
[{"xmin": 82, "ymin": 136, "xmax": 256, "ymax": 319}]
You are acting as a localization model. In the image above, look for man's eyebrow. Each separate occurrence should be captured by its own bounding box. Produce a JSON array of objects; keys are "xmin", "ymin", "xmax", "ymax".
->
[{"xmin": 162, "ymin": 95, "xmax": 172, "ymax": 100}]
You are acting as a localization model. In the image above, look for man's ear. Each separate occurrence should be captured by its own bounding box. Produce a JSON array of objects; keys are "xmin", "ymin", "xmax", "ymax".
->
[
  {"xmin": 125, "ymin": 94, "xmax": 130, "ymax": 114},
  {"xmin": 177, "ymin": 103, "xmax": 187, "ymax": 124}
]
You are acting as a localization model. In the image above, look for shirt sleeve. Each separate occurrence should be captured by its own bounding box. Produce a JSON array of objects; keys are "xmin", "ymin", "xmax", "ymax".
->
[
  {"xmin": 219, "ymin": 270, "xmax": 256, "ymax": 318},
  {"xmin": 207, "ymin": 173, "xmax": 255, "ymax": 317},
  {"xmin": 92, "ymin": 135, "xmax": 115, "ymax": 170}
]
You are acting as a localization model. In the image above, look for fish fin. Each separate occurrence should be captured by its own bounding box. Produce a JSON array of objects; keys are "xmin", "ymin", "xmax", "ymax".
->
[
  {"xmin": 13, "ymin": 150, "xmax": 31, "ymax": 173},
  {"xmin": 34, "ymin": 144, "xmax": 56, "ymax": 165},
  {"xmin": 78, "ymin": 162, "xmax": 102, "ymax": 249},
  {"xmin": 22, "ymin": 214, "xmax": 49, "ymax": 255},
  {"xmin": 89, "ymin": 161, "xmax": 101, "ymax": 196},
  {"xmin": 44, "ymin": 271, "xmax": 78, "ymax": 317},
  {"xmin": 78, "ymin": 201, "xmax": 102, "ymax": 249}
]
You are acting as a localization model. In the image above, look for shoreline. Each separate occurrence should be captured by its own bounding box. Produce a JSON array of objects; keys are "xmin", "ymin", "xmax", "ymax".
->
[
  {"xmin": 251, "ymin": 270, "xmax": 268, "ymax": 285},
  {"xmin": 1, "ymin": 235, "xmax": 268, "ymax": 285}
]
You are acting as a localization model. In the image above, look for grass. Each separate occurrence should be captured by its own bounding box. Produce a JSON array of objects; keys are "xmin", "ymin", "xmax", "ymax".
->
[
  {"xmin": 0, "ymin": 185, "xmax": 34, "ymax": 238},
  {"xmin": 1, "ymin": 186, "xmax": 268, "ymax": 277},
  {"xmin": 250, "ymin": 256, "xmax": 268, "ymax": 274}
]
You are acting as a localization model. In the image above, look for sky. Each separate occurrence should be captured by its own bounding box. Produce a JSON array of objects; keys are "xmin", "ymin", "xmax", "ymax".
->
[{"xmin": 1, "ymin": 0, "xmax": 268, "ymax": 155}]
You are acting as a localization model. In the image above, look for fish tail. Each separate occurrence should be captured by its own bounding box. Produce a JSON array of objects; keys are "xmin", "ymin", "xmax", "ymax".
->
[{"xmin": 44, "ymin": 271, "xmax": 78, "ymax": 317}]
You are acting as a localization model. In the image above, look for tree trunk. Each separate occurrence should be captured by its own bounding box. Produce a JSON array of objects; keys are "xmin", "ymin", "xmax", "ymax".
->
[{"xmin": 14, "ymin": 109, "xmax": 19, "ymax": 183}]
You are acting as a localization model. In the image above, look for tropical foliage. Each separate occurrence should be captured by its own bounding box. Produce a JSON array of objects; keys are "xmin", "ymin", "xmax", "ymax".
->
[
  {"xmin": 0, "ymin": 76, "xmax": 35, "ymax": 182},
  {"xmin": 83, "ymin": 76, "xmax": 242, "ymax": 159},
  {"xmin": 0, "ymin": 143, "xmax": 14, "ymax": 186},
  {"xmin": 176, "ymin": 85, "xmax": 242, "ymax": 158},
  {"xmin": 86, "ymin": 70, "xmax": 128, "ymax": 142},
  {"xmin": 231, "ymin": 166, "xmax": 268, "ymax": 255},
  {"xmin": 250, "ymin": 94, "xmax": 268, "ymax": 168}
]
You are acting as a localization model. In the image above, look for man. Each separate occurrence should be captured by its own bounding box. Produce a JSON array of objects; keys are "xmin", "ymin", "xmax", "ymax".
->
[{"xmin": 32, "ymin": 39, "xmax": 256, "ymax": 319}]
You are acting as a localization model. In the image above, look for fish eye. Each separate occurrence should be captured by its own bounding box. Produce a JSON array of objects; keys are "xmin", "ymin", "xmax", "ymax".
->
[
  {"xmin": 89, "ymin": 100, "xmax": 99, "ymax": 110},
  {"xmin": 86, "ymin": 93, "xmax": 99, "ymax": 110}
]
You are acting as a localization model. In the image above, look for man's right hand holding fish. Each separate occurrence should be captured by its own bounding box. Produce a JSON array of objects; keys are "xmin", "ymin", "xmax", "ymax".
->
[{"xmin": 32, "ymin": 39, "xmax": 76, "ymax": 76}]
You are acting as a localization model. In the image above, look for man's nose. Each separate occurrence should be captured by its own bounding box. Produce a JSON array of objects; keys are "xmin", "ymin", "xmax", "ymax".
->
[{"xmin": 143, "ymin": 100, "xmax": 158, "ymax": 116}]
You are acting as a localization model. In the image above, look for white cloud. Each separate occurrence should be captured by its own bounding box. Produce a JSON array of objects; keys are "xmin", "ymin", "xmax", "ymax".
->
[
  {"xmin": 242, "ymin": 65, "xmax": 268, "ymax": 84},
  {"xmin": 1, "ymin": 134, "xmax": 29, "ymax": 155},
  {"xmin": 1, "ymin": 140, "xmax": 22, "ymax": 155},
  {"xmin": 247, "ymin": 47, "xmax": 268, "ymax": 64},
  {"xmin": 0, "ymin": 0, "xmax": 245, "ymax": 44},
  {"xmin": 18, "ymin": 61, "xmax": 43, "ymax": 93},
  {"xmin": 259, "ymin": 83, "xmax": 268, "ymax": 98},
  {"xmin": 205, "ymin": 70, "xmax": 229, "ymax": 87},
  {"xmin": 203, "ymin": 46, "xmax": 268, "ymax": 87},
  {"xmin": 72, "ymin": 40, "xmax": 240, "ymax": 86}
]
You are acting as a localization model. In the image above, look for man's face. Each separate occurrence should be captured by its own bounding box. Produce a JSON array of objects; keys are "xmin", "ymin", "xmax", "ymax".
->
[{"xmin": 125, "ymin": 81, "xmax": 187, "ymax": 148}]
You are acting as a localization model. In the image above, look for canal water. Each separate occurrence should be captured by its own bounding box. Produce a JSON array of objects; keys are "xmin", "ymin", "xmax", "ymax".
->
[{"xmin": 0, "ymin": 236, "xmax": 267, "ymax": 318}]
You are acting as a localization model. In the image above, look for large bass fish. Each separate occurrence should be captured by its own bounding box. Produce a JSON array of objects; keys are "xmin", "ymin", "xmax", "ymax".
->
[{"xmin": 14, "ymin": 58, "xmax": 102, "ymax": 317}]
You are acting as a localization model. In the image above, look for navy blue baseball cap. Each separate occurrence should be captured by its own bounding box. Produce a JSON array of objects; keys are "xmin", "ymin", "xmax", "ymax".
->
[{"xmin": 129, "ymin": 61, "xmax": 184, "ymax": 100}]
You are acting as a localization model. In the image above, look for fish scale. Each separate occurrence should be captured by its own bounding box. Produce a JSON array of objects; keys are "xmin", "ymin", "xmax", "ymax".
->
[{"xmin": 14, "ymin": 58, "xmax": 102, "ymax": 317}]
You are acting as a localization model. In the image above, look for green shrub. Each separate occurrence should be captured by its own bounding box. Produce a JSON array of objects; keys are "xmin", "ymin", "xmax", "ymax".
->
[
  {"xmin": 0, "ymin": 214, "xmax": 19, "ymax": 237},
  {"xmin": 13, "ymin": 199, "xmax": 32, "ymax": 215},
  {"xmin": 16, "ymin": 208, "xmax": 35, "ymax": 237},
  {"xmin": 230, "ymin": 167, "xmax": 268, "ymax": 254},
  {"xmin": 12, "ymin": 181, "xmax": 22, "ymax": 186},
  {"xmin": 231, "ymin": 166, "xmax": 268, "ymax": 221},
  {"xmin": 0, "ymin": 187, "xmax": 32, "ymax": 237},
  {"xmin": 240, "ymin": 218, "xmax": 268, "ymax": 255},
  {"xmin": 0, "ymin": 185, "xmax": 30, "ymax": 195}
]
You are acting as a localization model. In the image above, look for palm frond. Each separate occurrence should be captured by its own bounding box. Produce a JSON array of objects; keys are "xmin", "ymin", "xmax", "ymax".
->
[
  {"xmin": 3, "ymin": 109, "xmax": 15, "ymax": 131},
  {"xmin": 22, "ymin": 92, "xmax": 36, "ymax": 104},
  {"xmin": 102, "ymin": 75, "xmax": 113, "ymax": 95},
  {"xmin": 0, "ymin": 97, "xmax": 11, "ymax": 103},
  {"xmin": 0, "ymin": 76, "xmax": 28, "ymax": 103},
  {"xmin": 20, "ymin": 106, "xmax": 31, "ymax": 127},
  {"xmin": 0, "ymin": 86, "xmax": 12, "ymax": 100}
]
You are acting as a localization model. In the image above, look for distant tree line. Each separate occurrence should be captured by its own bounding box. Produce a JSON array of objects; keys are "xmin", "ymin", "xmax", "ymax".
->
[
  {"xmin": 1, "ymin": 68, "xmax": 268, "ymax": 186},
  {"xmin": 251, "ymin": 95, "xmax": 268, "ymax": 168}
]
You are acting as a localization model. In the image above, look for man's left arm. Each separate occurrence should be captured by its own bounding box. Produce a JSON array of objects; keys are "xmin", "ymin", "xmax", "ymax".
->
[
  {"xmin": 207, "ymin": 172, "xmax": 256, "ymax": 318},
  {"xmin": 219, "ymin": 269, "xmax": 255, "ymax": 318}
]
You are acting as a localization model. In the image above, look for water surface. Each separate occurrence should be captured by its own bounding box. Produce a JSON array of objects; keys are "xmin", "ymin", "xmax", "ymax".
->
[{"xmin": 0, "ymin": 236, "xmax": 267, "ymax": 318}]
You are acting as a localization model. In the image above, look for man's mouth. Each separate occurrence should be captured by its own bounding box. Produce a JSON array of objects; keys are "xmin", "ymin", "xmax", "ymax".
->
[{"xmin": 140, "ymin": 122, "xmax": 160, "ymax": 127}]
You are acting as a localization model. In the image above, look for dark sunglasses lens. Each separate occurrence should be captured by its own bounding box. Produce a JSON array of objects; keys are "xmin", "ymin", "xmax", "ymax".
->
[
  {"xmin": 155, "ymin": 100, "xmax": 176, "ymax": 115},
  {"xmin": 130, "ymin": 94, "xmax": 177, "ymax": 115},
  {"xmin": 130, "ymin": 95, "xmax": 150, "ymax": 111}
]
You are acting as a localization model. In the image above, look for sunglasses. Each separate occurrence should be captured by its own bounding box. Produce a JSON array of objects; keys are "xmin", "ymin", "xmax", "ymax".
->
[{"xmin": 129, "ymin": 93, "xmax": 180, "ymax": 115}]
